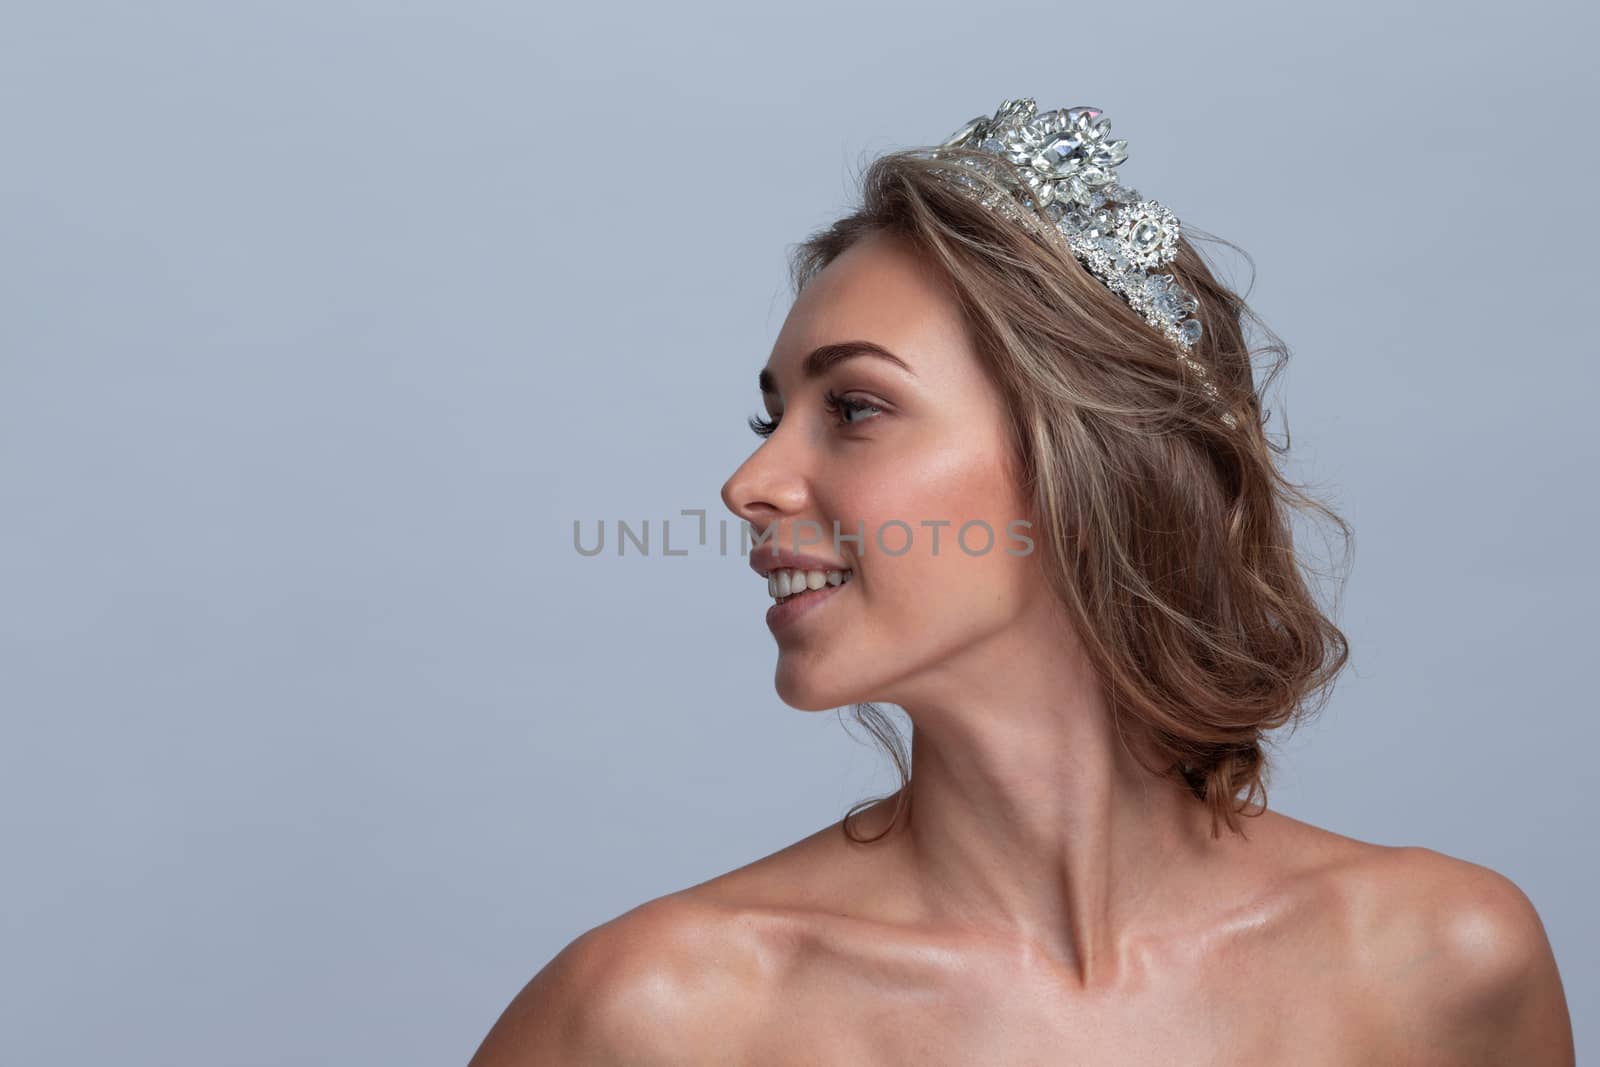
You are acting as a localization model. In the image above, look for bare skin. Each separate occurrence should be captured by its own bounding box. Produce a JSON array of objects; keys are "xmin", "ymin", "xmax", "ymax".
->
[
  {"xmin": 472, "ymin": 803, "xmax": 1572, "ymax": 1065},
  {"xmin": 468, "ymin": 230, "xmax": 1574, "ymax": 1065}
]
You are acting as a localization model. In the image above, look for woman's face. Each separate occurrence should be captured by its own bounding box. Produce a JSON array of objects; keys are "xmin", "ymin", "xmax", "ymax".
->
[{"xmin": 721, "ymin": 230, "xmax": 1049, "ymax": 711}]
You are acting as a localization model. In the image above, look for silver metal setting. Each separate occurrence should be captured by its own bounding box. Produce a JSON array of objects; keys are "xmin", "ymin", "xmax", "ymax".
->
[{"xmin": 926, "ymin": 98, "xmax": 1238, "ymax": 430}]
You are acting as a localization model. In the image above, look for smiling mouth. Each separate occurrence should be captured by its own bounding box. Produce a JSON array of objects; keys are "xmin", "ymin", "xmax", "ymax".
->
[{"xmin": 768, "ymin": 567, "xmax": 854, "ymax": 603}]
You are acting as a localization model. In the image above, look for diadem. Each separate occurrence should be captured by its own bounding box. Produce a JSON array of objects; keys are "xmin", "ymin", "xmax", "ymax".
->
[{"xmin": 927, "ymin": 98, "xmax": 1237, "ymax": 429}]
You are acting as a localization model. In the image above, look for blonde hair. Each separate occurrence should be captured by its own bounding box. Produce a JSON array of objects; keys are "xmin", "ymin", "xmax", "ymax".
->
[{"xmin": 790, "ymin": 147, "xmax": 1354, "ymax": 840}]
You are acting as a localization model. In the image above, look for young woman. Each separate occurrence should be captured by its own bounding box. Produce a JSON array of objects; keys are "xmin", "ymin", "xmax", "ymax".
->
[{"xmin": 471, "ymin": 100, "xmax": 1574, "ymax": 1065}]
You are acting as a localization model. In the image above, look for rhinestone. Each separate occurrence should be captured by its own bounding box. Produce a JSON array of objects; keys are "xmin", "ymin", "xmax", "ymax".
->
[{"xmin": 930, "ymin": 98, "xmax": 1231, "ymax": 426}]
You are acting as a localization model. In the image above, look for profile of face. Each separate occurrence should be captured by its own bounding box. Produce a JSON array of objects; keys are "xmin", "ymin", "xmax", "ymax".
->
[{"xmin": 721, "ymin": 230, "xmax": 1055, "ymax": 713}]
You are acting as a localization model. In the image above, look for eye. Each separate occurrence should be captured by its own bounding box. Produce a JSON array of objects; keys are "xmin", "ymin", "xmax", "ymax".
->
[
  {"xmin": 747, "ymin": 390, "xmax": 885, "ymax": 439},
  {"xmin": 823, "ymin": 389, "xmax": 883, "ymax": 428}
]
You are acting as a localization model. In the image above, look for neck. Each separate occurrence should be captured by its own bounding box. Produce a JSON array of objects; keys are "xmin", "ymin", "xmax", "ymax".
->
[{"xmin": 871, "ymin": 596, "xmax": 1236, "ymax": 988}]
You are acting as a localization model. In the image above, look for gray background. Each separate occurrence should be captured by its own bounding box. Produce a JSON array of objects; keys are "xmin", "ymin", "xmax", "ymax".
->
[{"xmin": 2, "ymin": 1, "xmax": 1593, "ymax": 1063}]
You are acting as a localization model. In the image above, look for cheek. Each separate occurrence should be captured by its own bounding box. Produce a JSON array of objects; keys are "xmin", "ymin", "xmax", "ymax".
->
[{"xmin": 841, "ymin": 441, "xmax": 1035, "ymax": 619}]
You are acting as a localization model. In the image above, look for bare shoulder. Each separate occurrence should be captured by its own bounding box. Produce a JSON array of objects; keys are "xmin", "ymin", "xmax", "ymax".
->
[
  {"xmin": 466, "ymin": 806, "xmax": 900, "ymax": 1066},
  {"xmin": 1337, "ymin": 844, "xmax": 1574, "ymax": 1065},
  {"xmin": 466, "ymin": 893, "xmax": 770, "ymax": 1067},
  {"xmin": 1228, "ymin": 814, "xmax": 1574, "ymax": 1062}
]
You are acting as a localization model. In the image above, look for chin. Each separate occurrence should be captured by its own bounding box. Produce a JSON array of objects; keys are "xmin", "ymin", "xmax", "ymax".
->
[{"xmin": 774, "ymin": 666, "xmax": 863, "ymax": 713}]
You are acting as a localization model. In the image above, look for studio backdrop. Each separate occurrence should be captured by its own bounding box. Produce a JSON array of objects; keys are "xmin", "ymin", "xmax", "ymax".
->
[{"xmin": 1, "ymin": 1, "xmax": 1592, "ymax": 1063}]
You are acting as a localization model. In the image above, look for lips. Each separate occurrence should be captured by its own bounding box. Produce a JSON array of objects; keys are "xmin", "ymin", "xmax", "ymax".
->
[
  {"xmin": 748, "ymin": 544, "xmax": 851, "ymax": 578},
  {"xmin": 766, "ymin": 570, "xmax": 849, "ymax": 631}
]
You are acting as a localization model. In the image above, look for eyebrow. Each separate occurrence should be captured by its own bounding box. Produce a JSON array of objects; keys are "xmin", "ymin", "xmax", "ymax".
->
[{"xmin": 758, "ymin": 340, "xmax": 914, "ymax": 395}]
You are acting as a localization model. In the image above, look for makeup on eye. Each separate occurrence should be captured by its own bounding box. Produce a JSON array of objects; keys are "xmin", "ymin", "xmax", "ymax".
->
[{"xmin": 748, "ymin": 388, "xmax": 886, "ymax": 439}]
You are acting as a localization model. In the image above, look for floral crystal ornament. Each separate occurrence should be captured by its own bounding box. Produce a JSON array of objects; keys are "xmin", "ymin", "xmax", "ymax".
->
[{"xmin": 928, "ymin": 98, "xmax": 1237, "ymax": 429}]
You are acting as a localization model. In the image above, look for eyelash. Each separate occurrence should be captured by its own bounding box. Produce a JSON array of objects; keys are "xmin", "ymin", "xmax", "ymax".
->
[{"xmin": 748, "ymin": 389, "xmax": 882, "ymax": 438}]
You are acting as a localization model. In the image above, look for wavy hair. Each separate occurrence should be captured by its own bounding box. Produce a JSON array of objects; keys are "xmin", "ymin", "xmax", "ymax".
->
[{"xmin": 789, "ymin": 146, "xmax": 1354, "ymax": 841}]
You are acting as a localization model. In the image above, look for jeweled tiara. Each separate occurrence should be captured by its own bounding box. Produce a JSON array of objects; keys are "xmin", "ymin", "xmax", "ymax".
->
[{"xmin": 923, "ymin": 98, "xmax": 1238, "ymax": 429}]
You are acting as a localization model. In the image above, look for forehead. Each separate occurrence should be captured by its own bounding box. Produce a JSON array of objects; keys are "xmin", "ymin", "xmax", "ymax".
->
[{"xmin": 763, "ymin": 231, "xmax": 973, "ymax": 389}]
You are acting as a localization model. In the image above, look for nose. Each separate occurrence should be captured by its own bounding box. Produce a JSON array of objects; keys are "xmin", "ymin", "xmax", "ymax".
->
[{"xmin": 721, "ymin": 438, "xmax": 810, "ymax": 529}]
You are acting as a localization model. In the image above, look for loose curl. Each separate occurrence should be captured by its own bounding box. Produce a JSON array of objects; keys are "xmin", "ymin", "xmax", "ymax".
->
[{"xmin": 794, "ymin": 146, "xmax": 1354, "ymax": 842}]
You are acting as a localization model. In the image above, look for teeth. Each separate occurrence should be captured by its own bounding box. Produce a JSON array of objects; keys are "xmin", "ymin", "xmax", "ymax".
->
[{"xmin": 767, "ymin": 568, "xmax": 852, "ymax": 601}]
